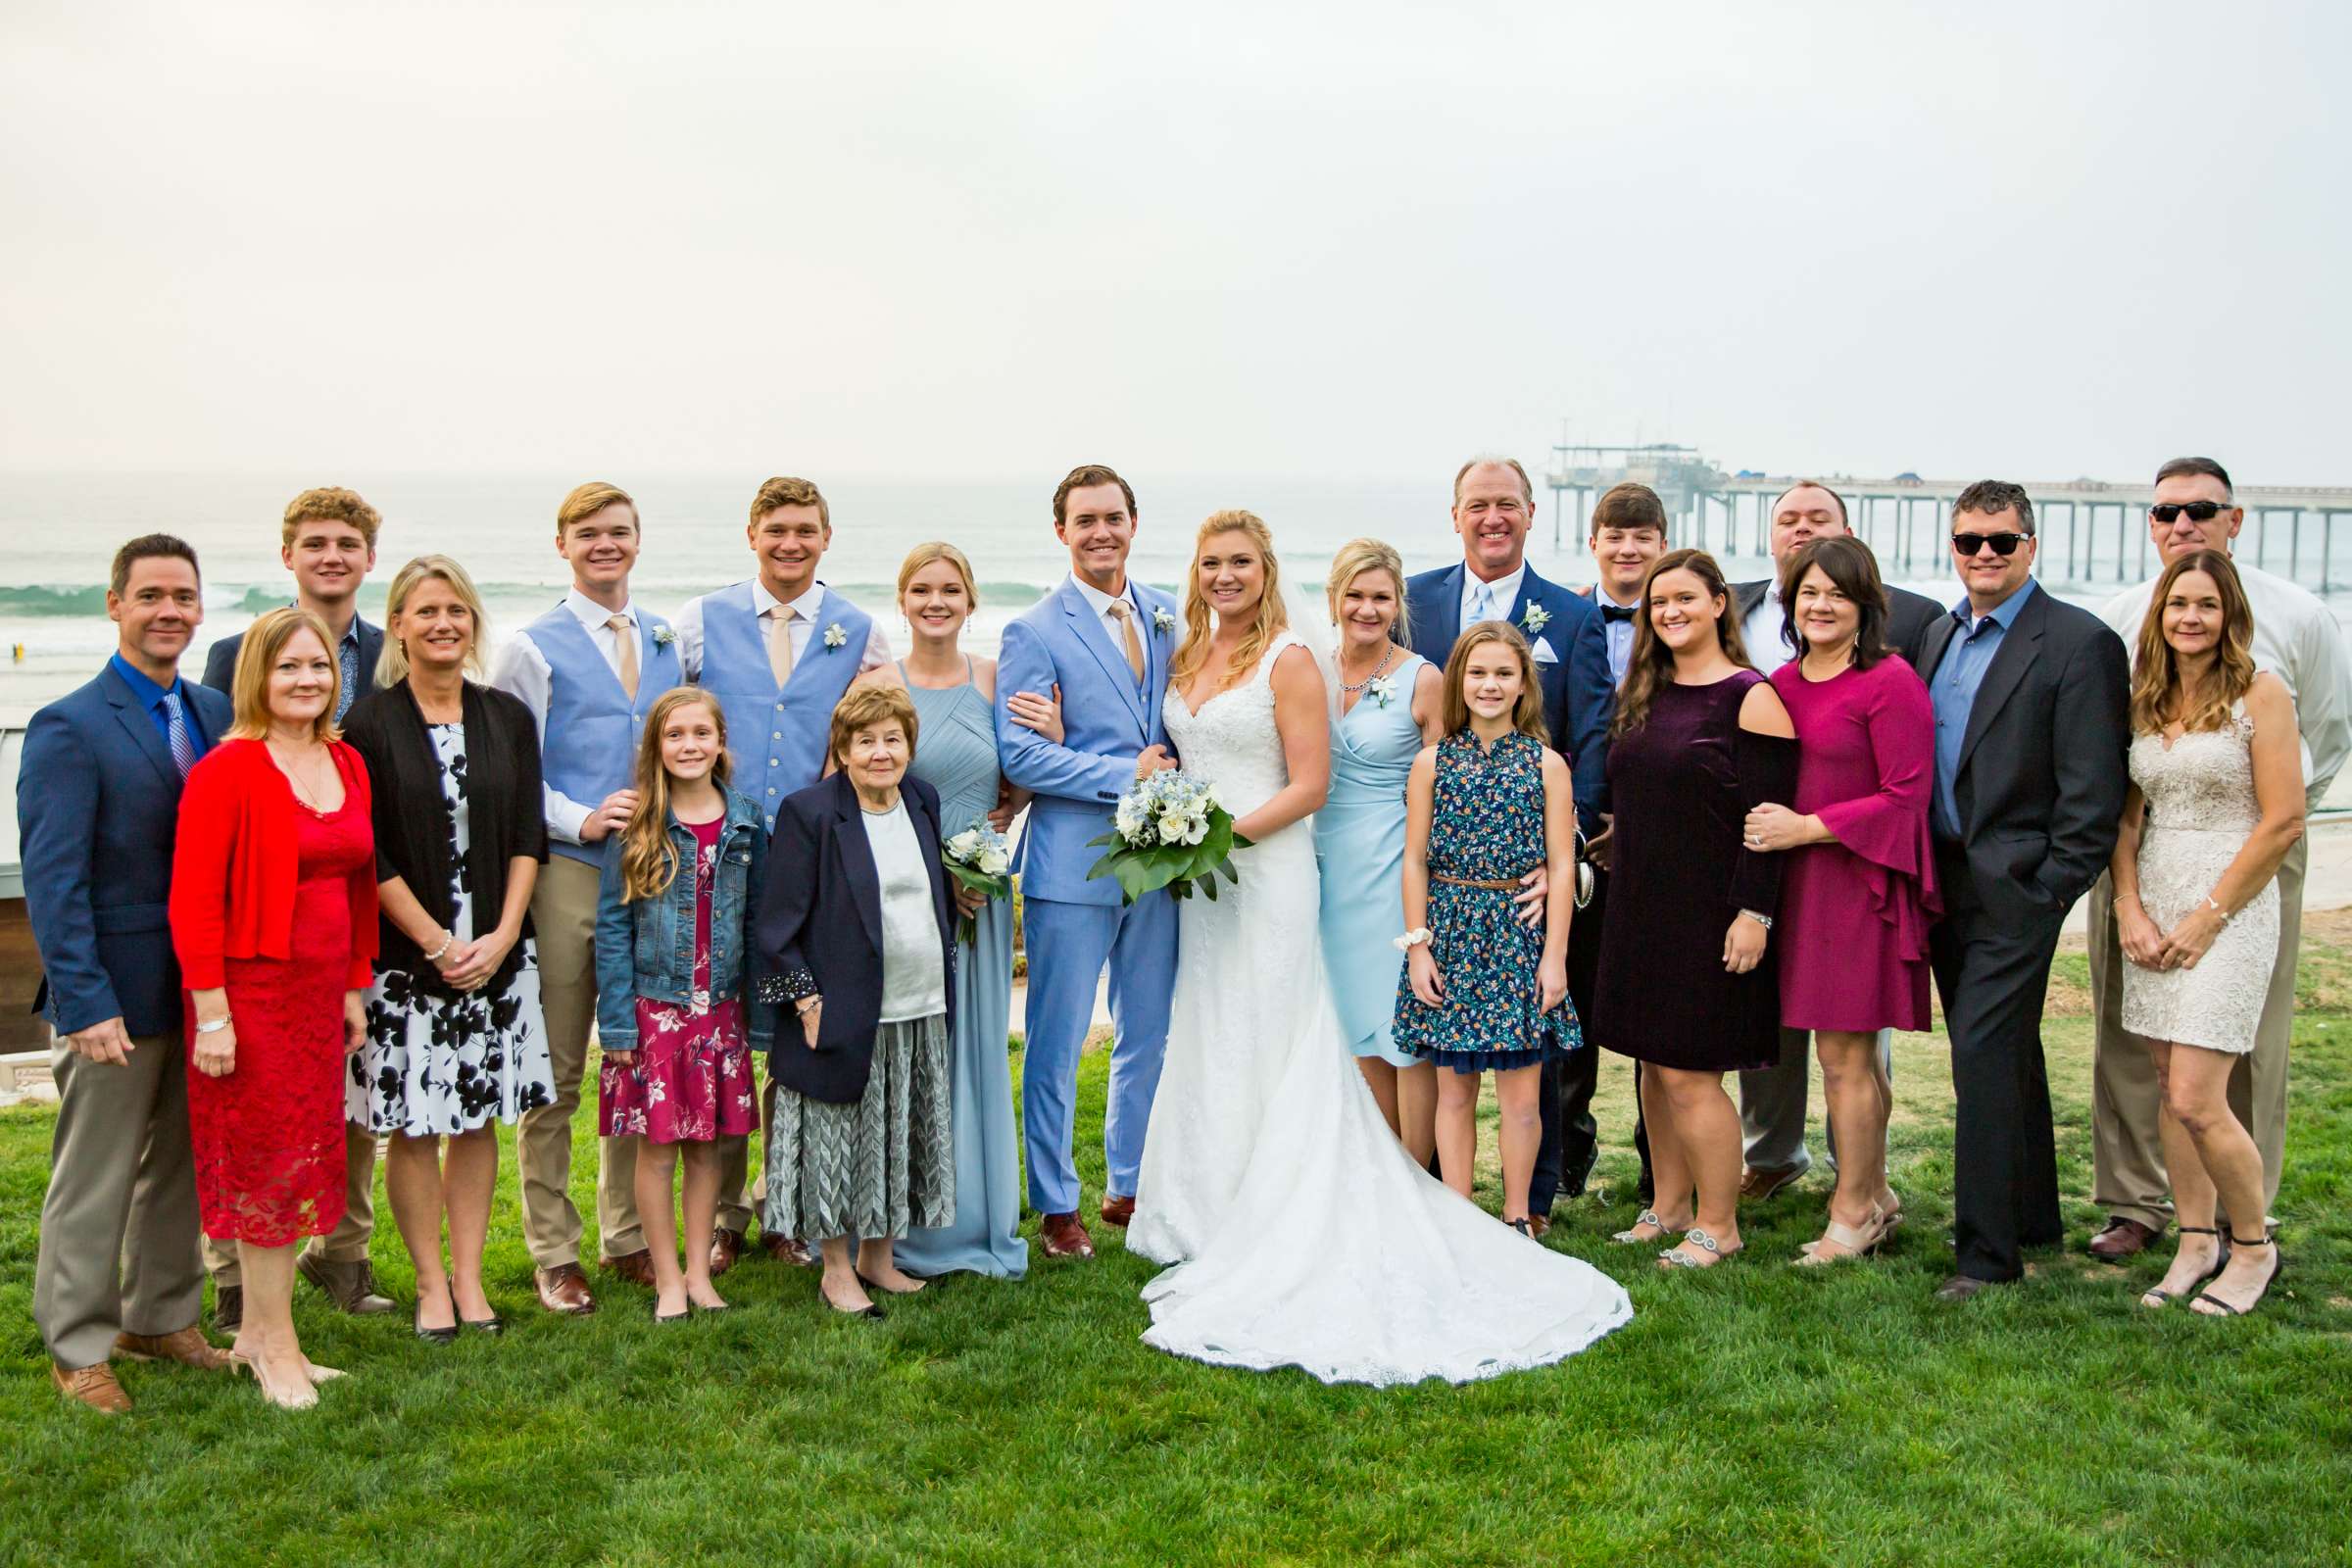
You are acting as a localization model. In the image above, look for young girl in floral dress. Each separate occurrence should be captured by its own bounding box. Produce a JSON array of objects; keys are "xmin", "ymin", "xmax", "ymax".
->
[
  {"xmin": 1391, "ymin": 621, "xmax": 1582, "ymax": 1237},
  {"xmin": 594, "ymin": 690, "xmax": 770, "ymax": 1321}
]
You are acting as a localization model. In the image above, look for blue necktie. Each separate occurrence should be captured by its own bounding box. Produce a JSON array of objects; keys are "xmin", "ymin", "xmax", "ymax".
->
[
  {"xmin": 162, "ymin": 691, "xmax": 196, "ymax": 776},
  {"xmin": 1471, "ymin": 582, "xmax": 1497, "ymax": 624}
]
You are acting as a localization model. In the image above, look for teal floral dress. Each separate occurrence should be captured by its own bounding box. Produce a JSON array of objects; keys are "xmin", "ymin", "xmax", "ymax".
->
[{"xmin": 1391, "ymin": 730, "xmax": 1579, "ymax": 1072}]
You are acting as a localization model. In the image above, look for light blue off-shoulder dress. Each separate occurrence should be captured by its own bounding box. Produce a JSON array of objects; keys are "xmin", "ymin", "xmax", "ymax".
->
[
  {"xmin": 894, "ymin": 661, "xmax": 1029, "ymax": 1279},
  {"xmin": 1313, "ymin": 651, "xmax": 1426, "ymax": 1068}
]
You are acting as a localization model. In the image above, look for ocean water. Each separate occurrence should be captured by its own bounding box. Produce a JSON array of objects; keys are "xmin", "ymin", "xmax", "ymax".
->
[{"xmin": 4, "ymin": 468, "xmax": 2342, "ymax": 713}]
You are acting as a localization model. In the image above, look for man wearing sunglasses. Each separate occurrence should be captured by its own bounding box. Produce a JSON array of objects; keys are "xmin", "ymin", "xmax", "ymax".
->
[
  {"xmin": 2082, "ymin": 457, "xmax": 2351, "ymax": 1261},
  {"xmin": 1916, "ymin": 481, "xmax": 2131, "ymax": 1301}
]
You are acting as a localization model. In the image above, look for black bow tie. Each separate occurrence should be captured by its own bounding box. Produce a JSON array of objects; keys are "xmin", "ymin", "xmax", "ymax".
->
[{"xmin": 1599, "ymin": 603, "xmax": 1638, "ymax": 624}]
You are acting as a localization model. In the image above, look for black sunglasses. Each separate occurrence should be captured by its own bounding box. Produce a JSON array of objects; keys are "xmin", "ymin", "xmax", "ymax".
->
[
  {"xmin": 2150, "ymin": 501, "xmax": 2230, "ymax": 524},
  {"xmin": 1951, "ymin": 531, "xmax": 2029, "ymax": 558}
]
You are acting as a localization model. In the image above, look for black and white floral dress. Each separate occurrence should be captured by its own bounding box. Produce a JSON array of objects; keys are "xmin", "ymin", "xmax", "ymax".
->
[{"xmin": 353, "ymin": 723, "xmax": 555, "ymax": 1136}]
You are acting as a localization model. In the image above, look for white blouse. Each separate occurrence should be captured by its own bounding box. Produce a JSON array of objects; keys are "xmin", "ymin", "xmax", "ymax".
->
[{"xmin": 860, "ymin": 798, "xmax": 948, "ymax": 1022}]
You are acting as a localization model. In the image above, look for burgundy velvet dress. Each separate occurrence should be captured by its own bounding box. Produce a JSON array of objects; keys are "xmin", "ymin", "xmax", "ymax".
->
[
  {"xmin": 1591, "ymin": 671, "xmax": 1798, "ymax": 1072},
  {"xmin": 1769, "ymin": 656, "xmax": 1939, "ymax": 1032}
]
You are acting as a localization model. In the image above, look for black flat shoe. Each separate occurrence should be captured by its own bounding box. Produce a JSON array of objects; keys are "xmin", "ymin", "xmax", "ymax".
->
[
  {"xmin": 461, "ymin": 1314, "xmax": 506, "ymax": 1336},
  {"xmin": 824, "ymin": 1297, "xmax": 885, "ymax": 1320},
  {"xmin": 416, "ymin": 1285, "xmax": 460, "ymax": 1344},
  {"xmin": 652, "ymin": 1304, "xmax": 692, "ymax": 1325}
]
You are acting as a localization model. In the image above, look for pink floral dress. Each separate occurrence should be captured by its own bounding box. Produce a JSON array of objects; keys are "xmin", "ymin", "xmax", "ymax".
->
[{"xmin": 599, "ymin": 817, "xmax": 759, "ymax": 1143}]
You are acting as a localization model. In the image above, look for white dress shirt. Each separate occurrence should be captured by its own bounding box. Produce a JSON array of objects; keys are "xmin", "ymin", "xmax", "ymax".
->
[
  {"xmin": 2101, "ymin": 559, "xmax": 2352, "ymax": 808},
  {"xmin": 1741, "ymin": 578, "xmax": 1796, "ymax": 676},
  {"xmin": 1593, "ymin": 585, "xmax": 1642, "ymax": 683},
  {"xmin": 1459, "ymin": 564, "xmax": 1527, "ymax": 631},
  {"xmin": 489, "ymin": 588, "xmax": 646, "ymax": 845},
  {"xmin": 1069, "ymin": 574, "xmax": 1150, "ymax": 668},
  {"xmin": 672, "ymin": 577, "xmax": 892, "ymax": 681}
]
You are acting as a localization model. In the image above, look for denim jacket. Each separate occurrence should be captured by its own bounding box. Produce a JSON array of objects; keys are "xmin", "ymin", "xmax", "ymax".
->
[{"xmin": 595, "ymin": 788, "xmax": 773, "ymax": 1053}]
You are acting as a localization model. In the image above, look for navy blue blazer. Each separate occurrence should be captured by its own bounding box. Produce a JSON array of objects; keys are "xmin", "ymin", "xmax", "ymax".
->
[
  {"xmin": 202, "ymin": 614, "xmax": 385, "ymax": 698},
  {"xmin": 1404, "ymin": 562, "xmax": 1612, "ymax": 828},
  {"xmin": 758, "ymin": 771, "xmax": 957, "ymax": 1104},
  {"xmin": 21, "ymin": 664, "xmax": 233, "ymax": 1037}
]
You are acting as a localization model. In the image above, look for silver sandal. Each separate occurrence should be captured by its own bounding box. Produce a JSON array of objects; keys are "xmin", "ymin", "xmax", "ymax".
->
[
  {"xmin": 1611, "ymin": 1208, "xmax": 1679, "ymax": 1245},
  {"xmin": 1658, "ymin": 1228, "xmax": 1736, "ymax": 1269}
]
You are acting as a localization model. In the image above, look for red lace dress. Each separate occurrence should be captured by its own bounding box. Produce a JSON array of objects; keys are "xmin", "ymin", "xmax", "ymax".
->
[{"xmin": 187, "ymin": 780, "xmax": 375, "ymax": 1246}]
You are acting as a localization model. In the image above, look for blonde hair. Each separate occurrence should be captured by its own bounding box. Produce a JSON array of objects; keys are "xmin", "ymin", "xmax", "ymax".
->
[
  {"xmin": 827, "ymin": 683, "xmax": 920, "ymax": 769},
  {"xmin": 226, "ymin": 606, "xmax": 342, "ymax": 744},
  {"xmin": 1169, "ymin": 511, "xmax": 1290, "ymax": 693},
  {"xmin": 751, "ymin": 475, "xmax": 829, "ymax": 530},
  {"xmin": 2130, "ymin": 549, "xmax": 2258, "ymax": 738},
  {"xmin": 281, "ymin": 487, "xmax": 381, "ymax": 551},
  {"xmin": 377, "ymin": 555, "xmax": 489, "ymax": 687},
  {"xmin": 1324, "ymin": 538, "xmax": 1411, "ymax": 644},
  {"xmin": 618, "ymin": 688, "xmax": 732, "ymax": 904},
  {"xmin": 557, "ymin": 481, "xmax": 637, "ymax": 537},
  {"xmin": 1439, "ymin": 622, "xmax": 1547, "ymax": 740},
  {"xmin": 897, "ymin": 541, "xmax": 979, "ymax": 604}
]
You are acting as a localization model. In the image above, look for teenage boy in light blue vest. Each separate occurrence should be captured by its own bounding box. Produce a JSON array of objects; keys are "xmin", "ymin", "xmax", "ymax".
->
[
  {"xmin": 676, "ymin": 474, "xmax": 891, "ymax": 1269},
  {"xmin": 491, "ymin": 480, "xmax": 681, "ymax": 1316}
]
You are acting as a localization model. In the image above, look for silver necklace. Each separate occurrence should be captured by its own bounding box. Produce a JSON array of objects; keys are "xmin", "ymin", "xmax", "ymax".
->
[{"xmin": 1337, "ymin": 643, "xmax": 1395, "ymax": 696}]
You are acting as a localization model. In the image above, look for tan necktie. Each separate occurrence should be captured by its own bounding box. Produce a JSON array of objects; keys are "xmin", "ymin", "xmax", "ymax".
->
[
  {"xmin": 607, "ymin": 614, "xmax": 639, "ymax": 700},
  {"xmin": 765, "ymin": 606, "xmax": 797, "ymax": 687},
  {"xmin": 1108, "ymin": 599, "xmax": 1145, "ymax": 683}
]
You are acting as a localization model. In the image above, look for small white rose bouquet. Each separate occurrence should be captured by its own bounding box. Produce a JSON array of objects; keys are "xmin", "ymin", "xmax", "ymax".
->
[
  {"xmin": 941, "ymin": 818, "xmax": 1014, "ymax": 944},
  {"xmin": 1087, "ymin": 768, "xmax": 1250, "ymax": 903}
]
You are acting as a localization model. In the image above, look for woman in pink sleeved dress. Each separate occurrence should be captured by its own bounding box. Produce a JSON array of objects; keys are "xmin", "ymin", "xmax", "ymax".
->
[{"xmin": 1742, "ymin": 537, "xmax": 1939, "ymax": 1265}]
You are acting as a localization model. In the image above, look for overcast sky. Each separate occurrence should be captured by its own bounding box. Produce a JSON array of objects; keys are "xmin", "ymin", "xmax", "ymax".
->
[{"xmin": 3, "ymin": 3, "xmax": 2344, "ymax": 485}]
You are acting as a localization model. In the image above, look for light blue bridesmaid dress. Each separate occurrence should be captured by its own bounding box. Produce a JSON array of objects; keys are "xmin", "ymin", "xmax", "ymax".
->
[
  {"xmin": 894, "ymin": 660, "xmax": 1030, "ymax": 1278},
  {"xmin": 1314, "ymin": 650, "xmax": 1427, "ymax": 1067}
]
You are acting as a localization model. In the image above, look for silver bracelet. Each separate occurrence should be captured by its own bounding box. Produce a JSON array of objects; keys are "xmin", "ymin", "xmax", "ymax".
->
[
  {"xmin": 194, "ymin": 1015, "xmax": 230, "ymax": 1036},
  {"xmin": 1739, "ymin": 908, "xmax": 1774, "ymax": 931}
]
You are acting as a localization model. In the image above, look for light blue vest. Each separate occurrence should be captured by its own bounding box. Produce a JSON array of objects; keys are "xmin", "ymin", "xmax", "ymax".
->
[
  {"xmin": 694, "ymin": 581, "xmax": 871, "ymax": 831},
  {"xmin": 522, "ymin": 602, "xmax": 681, "ymax": 864}
]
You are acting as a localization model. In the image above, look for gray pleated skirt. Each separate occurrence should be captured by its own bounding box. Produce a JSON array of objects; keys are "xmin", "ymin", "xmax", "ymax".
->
[{"xmin": 764, "ymin": 1012, "xmax": 955, "ymax": 1242}]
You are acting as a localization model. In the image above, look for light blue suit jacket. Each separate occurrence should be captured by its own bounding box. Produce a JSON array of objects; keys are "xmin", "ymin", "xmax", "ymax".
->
[{"xmin": 996, "ymin": 576, "xmax": 1179, "ymax": 906}]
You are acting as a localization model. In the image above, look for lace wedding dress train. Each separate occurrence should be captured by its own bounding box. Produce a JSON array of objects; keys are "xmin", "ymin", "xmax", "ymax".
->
[{"xmin": 1129, "ymin": 633, "xmax": 1633, "ymax": 1385}]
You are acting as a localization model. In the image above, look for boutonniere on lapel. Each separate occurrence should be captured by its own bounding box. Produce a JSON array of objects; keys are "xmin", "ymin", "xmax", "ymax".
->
[
  {"xmin": 1152, "ymin": 607, "xmax": 1176, "ymax": 634},
  {"xmin": 1518, "ymin": 601, "xmax": 1551, "ymax": 638},
  {"xmin": 1366, "ymin": 673, "xmax": 1399, "ymax": 710},
  {"xmin": 823, "ymin": 622, "xmax": 848, "ymax": 651},
  {"xmin": 651, "ymin": 625, "xmax": 676, "ymax": 650}
]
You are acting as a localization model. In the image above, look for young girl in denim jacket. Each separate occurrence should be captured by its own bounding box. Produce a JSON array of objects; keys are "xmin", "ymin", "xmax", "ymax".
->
[{"xmin": 595, "ymin": 689, "xmax": 770, "ymax": 1320}]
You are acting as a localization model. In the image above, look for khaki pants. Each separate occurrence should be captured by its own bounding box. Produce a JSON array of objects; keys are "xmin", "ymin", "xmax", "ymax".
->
[
  {"xmin": 2088, "ymin": 834, "xmax": 2301, "ymax": 1230},
  {"xmin": 1739, "ymin": 1027, "xmax": 1893, "ymax": 1174},
  {"xmin": 520, "ymin": 853, "xmax": 645, "ymax": 1265},
  {"xmin": 34, "ymin": 1027, "xmax": 207, "ymax": 1369},
  {"xmin": 204, "ymin": 1118, "xmax": 376, "ymax": 1287}
]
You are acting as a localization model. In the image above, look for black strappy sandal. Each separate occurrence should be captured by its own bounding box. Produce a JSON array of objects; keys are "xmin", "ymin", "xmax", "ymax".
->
[
  {"xmin": 2137, "ymin": 1225, "xmax": 2228, "ymax": 1309},
  {"xmin": 2190, "ymin": 1233, "xmax": 2282, "ymax": 1317}
]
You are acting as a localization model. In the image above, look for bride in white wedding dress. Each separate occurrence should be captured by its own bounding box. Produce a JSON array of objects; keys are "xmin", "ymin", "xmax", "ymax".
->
[{"xmin": 1127, "ymin": 512, "xmax": 1632, "ymax": 1386}]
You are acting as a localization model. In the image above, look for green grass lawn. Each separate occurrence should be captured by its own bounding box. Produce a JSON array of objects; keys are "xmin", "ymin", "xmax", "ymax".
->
[{"xmin": 3, "ymin": 932, "xmax": 2349, "ymax": 1568}]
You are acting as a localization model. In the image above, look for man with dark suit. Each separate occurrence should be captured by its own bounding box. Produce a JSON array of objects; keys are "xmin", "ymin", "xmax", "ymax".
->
[
  {"xmin": 1406, "ymin": 455, "xmax": 1612, "ymax": 1224},
  {"xmin": 24, "ymin": 535, "xmax": 235, "ymax": 1411},
  {"xmin": 1730, "ymin": 480, "xmax": 1944, "ymax": 1200},
  {"xmin": 197, "ymin": 486, "xmax": 391, "ymax": 1328},
  {"xmin": 1917, "ymin": 481, "xmax": 2130, "ymax": 1300}
]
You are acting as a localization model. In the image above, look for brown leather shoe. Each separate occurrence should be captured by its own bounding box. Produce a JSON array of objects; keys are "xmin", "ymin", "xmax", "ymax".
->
[
  {"xmin": 601, "ymin": 1249, "xmax": 658, "ymax": 1288},
  {"xmin": 52, "ymin": 1362, "xmax": 132, "ymax": 1413},
  {"xmin": 298, "ymin": 1254, "xmax": 396, "ymax": 1315},
  {"xmin": 1099, "ymin": 1194, "xmax": 1136, "ymax": 1228},
  {"xmin": 115, "ymin": 1326, "xmax": 232, "ymax": 1371},
  {"xmin": 212, "ymin": 1285, "xmax": 243, "ymax": 1336},
  {"xmin": 2088, "ymin": 1216, "xmax": 2163, "ymax": 1262},
  {"xmin": 1934, "ymin": 1273, "xmax": 2004, "ymax": 1302},
  {"xmin": 1040, "ymin": 1211, "xmax": 1095, "ymax": 1258},
  {"xmin": 709, "ymin": 1228, "xmax": 746, "ymax": 1277},
  {"xmin": 1740, "ymin": 1163, "xmax": 1806, "ymax": 1201},
  {"xmin": 534, "ymin": 1262, "xmax": 598, "ymax": 1315},
  {"xmin": 1527, "ymin": 1213, "xmax": 1552, "ymax": 1241},
  {"xmin": 760, "ymin": 1233, "xmax": 816, "ymax": 1268}
]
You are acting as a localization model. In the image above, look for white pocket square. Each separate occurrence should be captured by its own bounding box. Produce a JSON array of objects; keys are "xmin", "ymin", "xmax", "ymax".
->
[{"xmin": 1530, "ymin": 638, "xmax": 1560, "ymax": 664}]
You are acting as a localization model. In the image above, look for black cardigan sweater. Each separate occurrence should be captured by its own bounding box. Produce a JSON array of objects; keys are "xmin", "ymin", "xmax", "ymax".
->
[{"xmin": 342, "ymin": 677, "xmax": 549, "ymax": 1001}]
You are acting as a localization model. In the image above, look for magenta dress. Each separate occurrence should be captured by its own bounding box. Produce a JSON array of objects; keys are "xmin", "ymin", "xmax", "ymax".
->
[
  {"xmin": 599, "ymin": 817, "xmax": 759, "ymax": 1144},
  {"xmin": 1769, "ymin": 655, "xmax": 1939, "ymax": 1032}
]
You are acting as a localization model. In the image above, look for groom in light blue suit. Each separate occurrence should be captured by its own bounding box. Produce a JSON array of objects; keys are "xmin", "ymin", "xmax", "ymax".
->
[{"xmin": 998, "ymin": 464, "xmax": 1180, "ymax": 1259}]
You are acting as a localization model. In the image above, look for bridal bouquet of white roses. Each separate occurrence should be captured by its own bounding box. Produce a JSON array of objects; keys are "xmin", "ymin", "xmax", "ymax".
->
[
  {"xmin": 941, "ymin": 819, "xmax": 1013, "ymax": 944},
  {"xmin": 1086, "ymin": 768, "xmax": 1250, "ymax": 903}
]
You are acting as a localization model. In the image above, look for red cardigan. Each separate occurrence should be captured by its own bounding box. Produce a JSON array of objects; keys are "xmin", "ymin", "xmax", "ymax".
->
[{"xmin": 170, "ymin": 738, "xmax": 379, "ymax": 991}]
